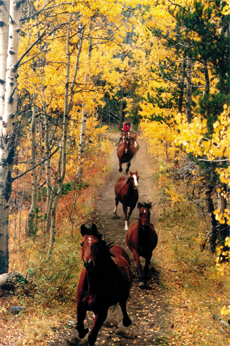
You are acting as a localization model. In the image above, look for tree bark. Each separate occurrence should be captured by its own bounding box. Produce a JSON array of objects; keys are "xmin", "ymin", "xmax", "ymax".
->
[
  {"xmin": 25, "ymin": 100, "xmax": 38, "ymax": 235},
  {"xmin": 0, "ymin": 0, "xmax": 24, "ymax": 274},
  {"xmin": 217, "ymin": 183, "xmax": 228, "ymax": 240},
  {"xmin": 186, "ymin": 57, "xmax": 192, "ymax": 123},
  {"xmin": 76, "ymin": 22, "xmax": 92, "ymax": 184},
  {"xmin": 0, "ymin": 0, "xmax": 9, "ymax": 121},
  {"xmin": 205, "ymin": 183, "xmax": 218, "ymax": 253},
  {"xmin": 178, "ymin": 59, "xmax": 185, "ymax": 113},
  {"xmin": 48, "ymin": 12, "xmax": 76, "ymax": 256}
]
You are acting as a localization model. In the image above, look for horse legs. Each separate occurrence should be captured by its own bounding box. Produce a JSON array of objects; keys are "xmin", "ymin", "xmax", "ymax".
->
[
  {"xmin": 122, "ymin": 205, "xmax": 129, "ymax": 230},
  {"xmin": 132, "ymin": 249, "xmax": 144, "ymax": 285},
  {"xmin": 119, "ymin": 300, "xmax": 132, "ymax": 327},
  {"xmin": 113, "ymin": 197, "xmax": 119, "ymax": 215},
  {"xmin": 143, "ymin": 256, "xmax": 151, "ymax": 285},
  {"xmin": 119, "ymin": 160, "xmax": 123, "ymax": 172},
  {"xmin": 76, "ymin": 302, "xmax": 89, "ymax": 339},
  {"xmin": 128, "ymin": 206, "xmax": 134, "ymax": 221},
  {"xmin": 125, "ymin": 161, "xmax": 131, "ymax": 174},
  {"xmin": 88, "ymin": 310, "xmax": 108, "ymax": 345}
]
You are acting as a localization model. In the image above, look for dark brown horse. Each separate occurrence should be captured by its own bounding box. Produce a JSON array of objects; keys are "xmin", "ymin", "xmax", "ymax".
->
[
  {"xmin": 117, "ymin": 134, "xmax": 135, "ymax": 173},
  {"xmin": 126, "ymin": 202, "xmax": 158, "ymax": 288},
  {"xmin": 129, "ymin": 131, "xmax": 139, "ymax": 158},
  {"xmin": 113, "ymin": 171, "xmax": 139, "ymax": 231},
  {"xmin": 76, "ymin": 223, "xmax": 132, "ymax": 345}
]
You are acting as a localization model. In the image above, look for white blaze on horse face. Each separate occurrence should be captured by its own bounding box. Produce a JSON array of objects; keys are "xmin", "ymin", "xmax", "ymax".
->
[{"xmin": 133, "ymin": 174, "xmax": 138, "ymax": 188}]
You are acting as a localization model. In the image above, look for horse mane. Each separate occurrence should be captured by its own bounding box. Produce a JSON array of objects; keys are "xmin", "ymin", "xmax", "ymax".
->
[{"xmin": 99, "ymin": 236, "xmax": 114, "ymax": 257}]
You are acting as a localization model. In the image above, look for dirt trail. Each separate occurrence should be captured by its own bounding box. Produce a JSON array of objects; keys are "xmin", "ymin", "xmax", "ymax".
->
[{"xmin": 67, "ymin": 133, "xmax": 171, "ymax": 346}]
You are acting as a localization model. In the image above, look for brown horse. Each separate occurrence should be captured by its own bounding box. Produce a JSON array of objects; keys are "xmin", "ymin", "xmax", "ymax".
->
[
  {"xmin": 113, "ymin": 171, "xmax": 139, "ymax": 231},
  {"xmin": 76, "ymin": 223, "xmax": 132, "ymax": 345},
  {"xmin": 117, "ymin": 134, "xmax": 135, "ymax": 173},
  {"xmin": 129, "ymin": 131, "xmax": 139, "ymax": 158},
  {"xmin": 126, "ymin": 202, "xmax": 158, "ymax": 289}
]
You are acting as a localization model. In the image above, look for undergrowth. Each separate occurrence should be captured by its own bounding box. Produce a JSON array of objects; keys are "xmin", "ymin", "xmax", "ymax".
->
[
  {"xmin": 1, "ymin": 131, "xmax": 229, "ymax": 345},
  {"xmin": 0, "ymin": 131, "xmax": 114, "ymax": 346},
  {"xmin": 150, "ymin": 154, "xmax": 230, "ymax": 346}
]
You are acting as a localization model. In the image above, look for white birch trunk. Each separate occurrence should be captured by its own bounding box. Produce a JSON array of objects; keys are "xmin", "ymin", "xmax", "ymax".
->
[
  {"xmin": 48, "ymin": 15, "xmax": 85, "ymax": 255},
  {"xmin": 44, "ymin": 100, "xmax": 53, "ymax": 236},
  {"xmin": 0, "ymin": 0, "xmax": 23, "ymax": 274},
  {"xmin": 0, "ymin": 0, "xmax": 9, "ymax": 122},
  {"xmin": 25, "ymin": 101, "xmax": 38, "ymax": 235},
  {"xmin": 48, "ymin": 13, "xmax": 72, "ymax": 257},
  {"xmin": 75, "ymin": 23, "xmax": 92, "ymax": 184}
]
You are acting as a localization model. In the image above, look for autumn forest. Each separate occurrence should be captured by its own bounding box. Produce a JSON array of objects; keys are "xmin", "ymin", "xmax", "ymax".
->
[{"xmin": 0, "ymin": 0, "xmax": 229, "ymax": 345}]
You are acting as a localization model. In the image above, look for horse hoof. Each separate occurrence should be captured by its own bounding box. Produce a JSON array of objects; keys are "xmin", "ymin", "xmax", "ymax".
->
[
  {"xmin": 119, "ymin": 168, "xmax": 122, "ymax": 172},
  {"xmin": 123, "ymin": 316, "xmax": 132, "ymax": 327},
  {"xmin": 78, "ymin": 327, "xmax": 89, "ymax": 339},
  {"xmin": 138, "ymin": 282, "xmax": 149, "ymax": 289},
  {"xmin": 88, "ymin": 332, "xmax": 97, "ymax": 346}
]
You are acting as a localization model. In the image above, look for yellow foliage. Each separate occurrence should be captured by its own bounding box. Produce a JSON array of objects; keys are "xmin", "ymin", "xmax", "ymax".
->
[{"xmin": 140, "ymin": 120, "xmax": 179, "ymax": 160}]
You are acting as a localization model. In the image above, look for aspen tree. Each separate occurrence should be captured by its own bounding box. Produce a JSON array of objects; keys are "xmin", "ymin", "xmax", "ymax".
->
[
  {"xmin": 25, "ymin": 100, "xmax": 38, "ymax": 235},
  {"xmin": 76, "ymin": 22, "xmax": 92, "ymax": 184},
  {"xmin": 0, "ymin": 0, "xmax": 24, "ymax": 274}
]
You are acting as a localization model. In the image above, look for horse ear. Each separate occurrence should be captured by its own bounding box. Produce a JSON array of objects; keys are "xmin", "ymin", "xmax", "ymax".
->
[
  {"xmin": 80, "ymin": 224, "xmax": 87, "ymax": 236},
  {"xmin": 80, "ymin": 223, "xmax": 99, "ymax": 237},
  {"xmin": 148, "ymin": 202, "xmax": 152, "ymax": 209},
  {"xmin": 91, "ymin": 223, "xmax": 98, "ymax": 236},
  {"xmin": 137, "ymin": 202, "xmax": 143, "ymax": 209}
]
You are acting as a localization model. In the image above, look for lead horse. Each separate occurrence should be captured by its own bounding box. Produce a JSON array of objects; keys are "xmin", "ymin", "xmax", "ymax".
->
[
  {"xmin": 76, "ymin": 223, "xmax": 132, "ymax": 345},
  {"xmin": 113, "ymin": 171, "xmax": 139, "ymax": 231},
  {"xmin": 126, "ymin": 202, "xmax": 158, "ymax": 288},
  {"xmin": 117, "ymin": 133, "xmax": 135, "ymax": 173}
]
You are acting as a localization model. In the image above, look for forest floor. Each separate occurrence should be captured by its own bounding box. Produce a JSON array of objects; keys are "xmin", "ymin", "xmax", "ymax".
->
[
  {"xmin": 51, "ymin": 132, "xmax": 173, "ymax": 346},
  {"xmin": 1, "ymin": 131, "xmax": 228, "ymax": 346}
]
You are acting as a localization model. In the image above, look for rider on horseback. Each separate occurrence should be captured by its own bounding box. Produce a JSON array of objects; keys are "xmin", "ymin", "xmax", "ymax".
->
[{"xmin": 117, "ymin": 118, "xmax": 133, "ymax": 146}]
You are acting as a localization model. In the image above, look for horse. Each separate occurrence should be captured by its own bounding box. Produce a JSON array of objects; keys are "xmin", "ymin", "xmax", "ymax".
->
[
  {"xmin": 117, "ymin": 134, "xmax": 135, "ymax": 173},
  {"xmin": 113, "ymin": 171, "xmax": 139, "ymax": 231},
  {"xmin": 76, "ymin": 223, "xmax": 132, "ymax": 346},
  {"xmin": 128, "ymin": 131, "xmax": 139, "ymax": 158},
  {"xmin": 126, "ymin": 202, "xmax": 158, "ymax": 289}
]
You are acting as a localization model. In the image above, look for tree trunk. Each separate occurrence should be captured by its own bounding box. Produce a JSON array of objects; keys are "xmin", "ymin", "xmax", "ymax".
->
[
  {"xmin": 205, "ymin": 183, "xmax": 218, "ymax": 253},
  {"xmin": 178, "ymin": 59, "xmax": 185, "ymax": 113},
  {"xmin": 0, "ymin": 0, "xmax": 9, "ymax": 120},
  {"xmin": 76, "ymin": 23, "xmax": 92, "ymax": 184},
  {"xmin": 48, "ymin": 13, "xmax": 74, "ymax": 256},
  {"xmin": 25, "ymin": 100, "xmax": 38, "ymax": 235},
  {"xmin": 217, "ymin": 183, "xmax": 228, "ymax": 240},
  {"xmin": 43, "ymin": 96, "xmax": 53, "ymax": 236},
  {"xmin": 186, "ymin": 57, "xmax": 192, "ymax": 123},
  {"xmin": 0, "ymin": 0, "xmax": 23, "ymax": 274},
  {"xmin": 119, "ymin": 88, "xmax": 125, "ymax": 130}
]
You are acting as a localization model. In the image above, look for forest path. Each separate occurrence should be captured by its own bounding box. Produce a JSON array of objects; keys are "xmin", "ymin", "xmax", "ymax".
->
[{"xmin": 68, "ymin": 132, "xmax": 171, "ymax": 346}]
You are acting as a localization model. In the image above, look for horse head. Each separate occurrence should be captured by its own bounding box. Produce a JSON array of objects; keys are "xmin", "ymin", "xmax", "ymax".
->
[
  {"xmin": 137, "ymin": 202, "xmax": 152, "ymax": 230},
  {"xmin": 128, "ymin": 171, "xmax": 139, "ymax": 190},
  {"xmin": 80, "ymin": 223, "xmax": 102, "ymax": 272}
]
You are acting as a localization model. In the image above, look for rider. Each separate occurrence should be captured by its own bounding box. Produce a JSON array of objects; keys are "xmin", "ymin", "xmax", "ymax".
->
[{"xmin": 117, "ymin": 119, "xmax": 133, "ymax": 146}]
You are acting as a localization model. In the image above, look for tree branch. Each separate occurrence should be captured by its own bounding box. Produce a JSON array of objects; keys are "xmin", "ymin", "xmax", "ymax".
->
[
  {"xmin": 15, "ymin": 23, "xmax": 66, "ymax": 69},
  {"xmin": 12, "ymin": 146, "xmax": 60, "ymax": 181}
]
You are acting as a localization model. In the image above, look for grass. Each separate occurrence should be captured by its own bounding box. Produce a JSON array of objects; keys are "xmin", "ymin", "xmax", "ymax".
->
[
  {"xmin": 0, "ymin": 132, "xmax": 114, "ymax": 346},
  {"xmin": 1, "ymin": 129, "xmax": 229, "ymax": 345},
  {"xmin": 149, "ymin": 153, "xmax": 230, "ymax": 346}
]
